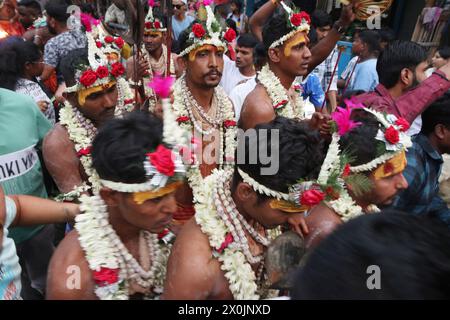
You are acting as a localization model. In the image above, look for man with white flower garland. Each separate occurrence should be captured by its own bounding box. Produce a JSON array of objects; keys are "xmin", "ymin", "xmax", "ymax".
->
[
  {"xmin": 240, "ymin": 0, "xmax": 356, "ymax": 130},
  {"xmin": 169, "ymin": 3, "xmax": 237, "ymax": 225},
  {"xmin": 163, "ymin": 116, "xmax": 325, "ymax": 300},
  {"xmin": 43, "ymin": 30, "xmax": 135, "ymax": 200},
  {"xmin": 300, "ymin": 103, "xmax": 411, "ymax": 249},
  {"xmin": 47, "ymin": 111, "xmax": 187, "ymax": 300}
]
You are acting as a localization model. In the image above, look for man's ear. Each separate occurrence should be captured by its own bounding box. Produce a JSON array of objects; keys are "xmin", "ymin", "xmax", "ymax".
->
[
  {"xmin": 99, "ymin": 188, "xmax": 120, "ymax": 207},
  {"xmin": 399, "ymin": 68, "xmax": 412, "ymax": 87},
  {"xmin": 64, "ymin": 92, "xmax": 77, "ymax": 107},
  {"xmin": 268, "ymin": 47, "xmax": 281, "ymax": 63},
  {"xmin": 235, "ymin": 182, "xmax": 257, "ymax": 203},
  {"xmin": 434, "ymin": 124, "xmax": 447, "ymax": 140},
  {"xmin": 177, "ymin": 56, "xmax": 187, "ymax": 72}
]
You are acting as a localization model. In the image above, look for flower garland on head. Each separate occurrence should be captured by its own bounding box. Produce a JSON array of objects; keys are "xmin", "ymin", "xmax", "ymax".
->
[
  {"xmin": 195, "ymin": 170, "xmax": 281, "ymax": 300},
  {"xmin": 59, "ymin": 77, "xmax": 134, "ymax": 198},
  {"xmin": 258, "ymin": 64, "xmax": 305, "ymax": 119},
  {"xmin": 269, "ymin": 1, "xmax": 311, "ymax": 49},
  {"xmin": 171, "ymin": 75, "xmax": 237, "ymax": 202},
  {"xmin": 144, "ymin": 0, "xmax": 166, "ymax": 32}
]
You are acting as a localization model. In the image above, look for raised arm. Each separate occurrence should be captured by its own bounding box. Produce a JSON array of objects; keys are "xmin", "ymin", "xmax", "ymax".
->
[{"xmin": 248, "ymin": 0, "xmax": 278, "ymax": 42}]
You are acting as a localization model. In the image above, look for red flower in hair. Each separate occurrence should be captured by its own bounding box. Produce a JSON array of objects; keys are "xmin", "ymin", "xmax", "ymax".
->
[
  {"xmin": 192, "ymin": 23, "xmax": 206, "ymax": 38},
  {"xmin": 224, "ymin": 28, "xmax": 236, "ymax": 43},
  {"xmin": 217, "ymin": 233, "xmax": 234, "ymax": 254},
  {"xmin": 124, "ymin": 99, "xmax": 134, "ymax": 105},
  {"xmin": 290, "ymin": 13, "xmax": 303, "ymax": 27},
  {"xmin": 96, "ymin": 66, "xmax": 109, "ymax": 79},
  {"xmin": 96, "ymin": 41, "xmax": 102, "ymax": 48},
  {"xmin": 114, "ymin": 37, "xmax": 125, "ymax": 49},
  {"xmin": 93, "ymin": 267, "xmax": 119, "ymax": 286},
  {"xmin": 110, "ymin": 62, "xmax": 125, "ymax": 77},
  {"xmin": 298, "ymin": 12, "xmax": 311, "ymax": 25},
  {"xmin": 77, "ymin": 147, "xmax": 91, "ymax": 157},
  {"xmin": 154, "ymin": 21, "xmax": 161, "ymax": 29},
  {"xmin": 300, "ymin": 189, "xmax": 325, "ymax": 207},
  {"xmin": 224, "ymin": 120, "xmax": 237, "ymax": 128},
  {"xmin": 385, "ymin": 126, "xmax": 400, "ymax": 145},
  {"xmin": 79, "ymin": 69, "xmax": 98, "ymax": 87},
  {"xmin": 148, "ymin": 145, "xmax": 175, "ymax": 176},
  {"xmin": 145, "ymin": 22, "xmax": 153, "ymax": 29},
  {"xmin": 104, "ymin": 36, "xmax": 114, "ymax": 43},
  {"xmin": 342, "ymin": 164, "xmax": 351, "ymax": 178},
  {"xmin": 177, "ymin": 116, "xmax": 190, "ymax": 123},
  {"xmin": 395, "ymin": 118, "xmax": 410, "ymax": 132}
]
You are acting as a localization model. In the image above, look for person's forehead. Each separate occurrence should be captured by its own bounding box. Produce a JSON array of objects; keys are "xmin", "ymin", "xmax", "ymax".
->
[{"xmin": 236, "ymin": 45, "xmax": 253, "ymax": 52}]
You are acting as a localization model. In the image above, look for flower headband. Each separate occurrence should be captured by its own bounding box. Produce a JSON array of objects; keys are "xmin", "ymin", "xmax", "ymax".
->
[
  {"xmin": 144, "ymin": 0, "xmax": 166, "ymax": 32},
  {"xmin": 178, "ymin": 4, "xmax": 236, "ymax": 57},
  {"xmin": 269, "ymin": 1, "xmax": 311, "ymax": 49}
]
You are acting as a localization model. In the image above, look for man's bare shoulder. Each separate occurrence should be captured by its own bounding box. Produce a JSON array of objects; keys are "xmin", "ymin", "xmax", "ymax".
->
[
  {"xmin": 46, "ymin": 230, "xmax": 97, "ymax": 300},
  {"xmin": 239, "ymin": 84, "xmax": 276, "ymax": 129},
  {"xmin": 304, "ymin": 203, "xmax": 343, "ymax": 249},
  {"xmin": 43, "ymin": 123, "xmax": 74, "ymax": 152}
]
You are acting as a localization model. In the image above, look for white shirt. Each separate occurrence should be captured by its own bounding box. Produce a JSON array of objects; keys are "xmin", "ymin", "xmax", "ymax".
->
[
  {"xmin": 220, "ymin": 55, "xmax": 254, "ymax": 96},
  {"xmin": 229, "ymin": 77, "xmax": 256, "ymax": 120}
]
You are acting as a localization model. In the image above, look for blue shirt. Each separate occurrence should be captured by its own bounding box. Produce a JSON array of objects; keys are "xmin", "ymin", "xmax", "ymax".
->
[
  {"xmin": 391, "ymin": 133, "xmax": 450, "ymax": 227},
  {"xmin": 301, "ymin": 74, "xmax": 325, "ymax": 109},
  {"xmin": 172, "ymin": 15, "xmax": 195, "ymax": 41},
  {"xmin": 348, "ymin": 58, "xmax": 379, "ymax": 92}
]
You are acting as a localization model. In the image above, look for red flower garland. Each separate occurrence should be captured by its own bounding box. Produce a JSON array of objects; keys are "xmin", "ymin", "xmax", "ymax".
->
[
  {"xmin": 110, "ymin": 62, "xmax": 125, "ymax": 77},
  {"xmin": 395, "ymin": 118, "xmax": 410, "ymax": 132},
  {"xmin": 300, "ymin": 189, "xmax": 325, "ymax": 206},
  {"xmin": 273, "ymin": 100, "xmax": 289, "ymax": 110},
  {"xmin": 77, "ymin": 147, "xmax": 91, "ymax": 157},
  {"xmin": 224, "ymin": 120, "xmax": 237, "ymax": 128},
  {"xmin": 147, "ymin": 145, "xmax": 176, "ymax": 177},
  {"xmin": 217, "ymin": 233, "xmax": 234, "ymax": 253},
  {"xmin": 224, "ymin": 28, "xmax": 236, "ymax": 43},
  {"xmin": 176, "ymin": 116, "xmax": 190, "ymax": 123},
  {"xmin": 96, "ymin": 66, "xmax": 109, "ymax": 79},
  {"xmin": 93, "ymin": 267, "xmax": 119, "ymax": 286},
  {"xmin": 79, "ymin": 70, "xmax": 98, "ymax": 87},
  {"xmin": 384, "ymin": 126, "xmax": 400, "ymax": 145},
  {"xmin": 192, "ymin": 23, "xmax": 206, "ymax": 38}
]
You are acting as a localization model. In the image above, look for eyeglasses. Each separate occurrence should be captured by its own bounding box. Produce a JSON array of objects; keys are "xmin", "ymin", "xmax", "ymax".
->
[{"xmin": 173, "ymin": 4, "xmax": 183, "ymax": 9}]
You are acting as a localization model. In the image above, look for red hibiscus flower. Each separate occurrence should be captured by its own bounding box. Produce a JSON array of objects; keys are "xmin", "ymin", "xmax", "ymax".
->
[
  {"xmin": 96, "ymin": 41, "xmax": 102, "ymax": 48},
  {"xmin": 384, "ymin": 126, "xmax": 400, "ymax": 145},
  {"xmin": 290, "ymin": 13, "xmax": 303, "ymax": 27},
  {"xmin": 273, "ymin": 100, "xmax": 289, "ymax": 109},
  {"xmin": 93, "ymin": 267, "xmax": 119, "ymax": 286},
  {"xmin": 224, "ymin": 28, "xmax": 236, "ymax": 43},
  {"xmin": 96, "ymin": 66, "xmax": 109, "ymax": 79},
  {"xmin": 110, "ymin": 62, "xmax": 125, "ymax": 77},
  {"xmin": 79, "ymin": 69, "xmax": 98, "ymax": 87},
  {"xmin": 300, "ymin": 189, "xmax": 325, "ymax": 206},
  {"xmin": 395, "ymin": 118, "xmax": 410, "ymax": 132},
  {"xmin": 114, "ymin": 37, "xmax": 125, "ymax": 49},
  {"xmin": 124, "ymin": 99, "xmax": 134, "ymax": 105},
  {"xmin": 342, "ymin": 164, "xmax": 351, "ymax": 178},
  {"xmin": 224, "ymin": 120, "xmax": 237, "ymax": 128},
  {"xmin": 77, "ymin": 147, "xmax": 91, "ymax": 157},
  {"xmin": 192, "ymin": 23, "xmax": 206, "ymax": 38},
  {"xmin": 148, "ymin": 145, "xmax": 175, "ymax": 176},
  {"xmin": 145, "ymin": 22, "xmax": 153, "ymax": 29},
  {"xmin": 217, "ymin": 233, "xmax": 234, "ymax": 254},
  {"xmin": 298, "ymin": 12, "xmax": 311, "ymax": 25},
  {"xmin": 177, "ymin": 116, "xmax": 190, "ymax": 123},
  {"xmin": 104, "ymin": 36, "xmax": 114, "ymax": 43},
  {"xmin": 154, "ymin": 21, "xmax": 161, "ymax": 29}
]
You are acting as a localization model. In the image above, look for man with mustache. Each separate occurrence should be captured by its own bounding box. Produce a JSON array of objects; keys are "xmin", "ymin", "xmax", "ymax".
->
[{"xmin": 169, "ymin": 3, "xmax": 237, "ymax": 225}]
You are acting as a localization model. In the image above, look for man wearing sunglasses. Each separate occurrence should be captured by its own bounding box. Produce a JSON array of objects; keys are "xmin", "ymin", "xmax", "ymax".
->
[{"xmin": 172, "ymin": 0, "xmax": 194, "ymax": 42}]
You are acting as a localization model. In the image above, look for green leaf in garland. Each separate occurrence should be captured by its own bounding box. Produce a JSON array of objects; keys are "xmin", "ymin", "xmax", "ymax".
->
[{"xmin": 344, "ymin": 173, "xmax": 372, "ymax": 197}]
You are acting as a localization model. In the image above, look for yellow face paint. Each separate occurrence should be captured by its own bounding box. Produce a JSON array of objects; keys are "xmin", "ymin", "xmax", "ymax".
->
[
  {"xmin": 132, "ymin": 181, "xmax": 182, "ymax": 205},
  {"xmin": 283, "ymin": 31, "xmax": 308, "ymax": 57},
  {"xmin": 269, "ymin": 199, "xmax": 308, "ymax": 213},
  {"xmin": 372, "ymin": 151, "xmax": 407, "ymax": 180},
  {"xmin": 77, "ymin": 81, "xmax": 116, "ymax": 106},
  {"xmin": 188, "ymin": 44, "xmax": 225, "ymax": 61}
]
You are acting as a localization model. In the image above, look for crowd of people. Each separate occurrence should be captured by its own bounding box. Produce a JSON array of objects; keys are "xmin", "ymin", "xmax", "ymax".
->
[{"xmin": 1, "ymin": 0, "xmax": 450, "ymax": 301}]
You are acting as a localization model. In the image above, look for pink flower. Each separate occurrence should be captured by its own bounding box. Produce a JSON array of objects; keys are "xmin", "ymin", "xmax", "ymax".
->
[
  {"xmin": 148, "ymin": 0, "xmax": 156, "ymax": 7},
  {"xmin": 80, "ymin": 13, "xmax": 100, "ymax": 32},
  {"xmin": 148, "ymin": 74, "xmax": 175, "ymax": 98},
  {"xmin": 331, "ymin": 106, "xmax": 361, "ymax": 136},
  {"xmin": 217, "ymin": 233, "xmax": 234, "ymax": 253},
  {"xmin": 203, "ymin": 0, "xmax": 213, "ymax": 6},
  {"xmin": 344, "ymin": 97, "xmax": 364, "ymax": 110}
]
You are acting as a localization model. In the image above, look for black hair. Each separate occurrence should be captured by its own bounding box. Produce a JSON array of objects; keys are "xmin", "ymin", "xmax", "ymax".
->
[
  {"xmin": 44, "ymin": 0, "xmax": 70, "ymax": 23},
  {"xmin": 378, "ymin": 28, "xmax": 396, "ymax": 44},
  {"xmin": 18, "ymin": 0, "xmax": 42, "ymax": 13},
  {"xmin": 308, "ymin": 27, "xmax": 318, "ymax": 46},
  {"xmin": 291, "ymin": 210, "xmax": 450, "ymax": 299},
  {"xmin": 59, "ymin": 48, "xmax": 89, "ymax": 87},
  {"xmin": 226, "ymin": 18, "xmax": 238, "ymax": 35},
  {"xmin": 0, "ymin": 39, "xmax": 42, "ymax": 91},
  {"xmin": 358, "ymin": 29, "xmax": 381, "ymax": 55},
  {"xmin": 437, "ymin": 46, "xmax": 450, "ymax": 60},
  {"xmin": 178, "ymin": 21, "xmax": 196, "ymax": 54},
  {"xmin": 230, "ymin": 0, "xmax": 242, "ymax": 13},
  {"xmin": 92, "ymin": 111, "xmax": 163, "ymax": 184},
  {"xmin": 421, "ymin": 93, "xmax": 450, "ymax": 136},
  {"xmin": 233, "ymin": 116, "xmax": 324, "ymax": 202},
  {"xmin": 311, "ymin": 10, "xmax": 332, "ymax": 28},
  {"xmin": 253, "ymin": 42, "xmax": 267, "ymax": 69},
  {"xmin": 262, "ymin": 13, "xmax": 292, "ymax": 51},
  {"xmin": 237, "ymin": 33, "xmax": 258, "ymax": 49},
  {"xmin": 377, "ymin": 40, "xmax": 428, "ymax": 89}
]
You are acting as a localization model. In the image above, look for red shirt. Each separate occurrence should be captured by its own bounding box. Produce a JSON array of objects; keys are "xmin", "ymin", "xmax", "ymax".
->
[{"xmin": 353, "ymin": 71, "xmax": 450, "ymax": 124}]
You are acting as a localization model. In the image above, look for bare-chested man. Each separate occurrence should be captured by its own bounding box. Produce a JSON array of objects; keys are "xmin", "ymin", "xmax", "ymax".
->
[
  {"xmin": 46, "ymin": 112, "xmax": 187, "ymax": 300},
  {"xmin": 43, "ymin": 32, "xmax": 134, "ymax": 199},
  {"xmin": 163, "ymin": 116, "xmax": 325, "ymax": 299}
]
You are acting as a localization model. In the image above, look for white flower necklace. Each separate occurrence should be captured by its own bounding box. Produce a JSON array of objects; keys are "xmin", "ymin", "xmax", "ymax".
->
[
  {"xmin": 258, "ymin": 64, "xmax": 305, "ymax": 120},
  {"xmin": 195, "ymin": 170, "xmax": 281, "ymax": 300},
  {"xmin": 172, "ymin": 76, "xmax": 236, "ymax": 202},
  {"xmin": 75, "ymin": 195, "xmax": 170, "ymax": 300},
  {"xmin": 59, "ymin": 78, "xmax": 134, "ymax": 196}
]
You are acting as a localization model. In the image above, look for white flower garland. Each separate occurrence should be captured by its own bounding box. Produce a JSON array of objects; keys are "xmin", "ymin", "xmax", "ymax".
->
[
  {"xmin": 75, "ymin": 195, "xmax": 170, "ymax": 300},
  {"xmin": 258, "ymin": 64, "xmax": 305, "ymax": 120},
  {"xmin": 60, "ymin": 78, "xmax": 134, "ymax": 195},
  {"xmin": 237, "ymin": 168, "xmax": 289, "ymax": 201},
  {"xmin": 195, "ymin": 170, "xmax": 280, "ymax": 300},
  {"xmin": 171, "ymin": 76, "xmax": 236, "ymax": 202}
]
